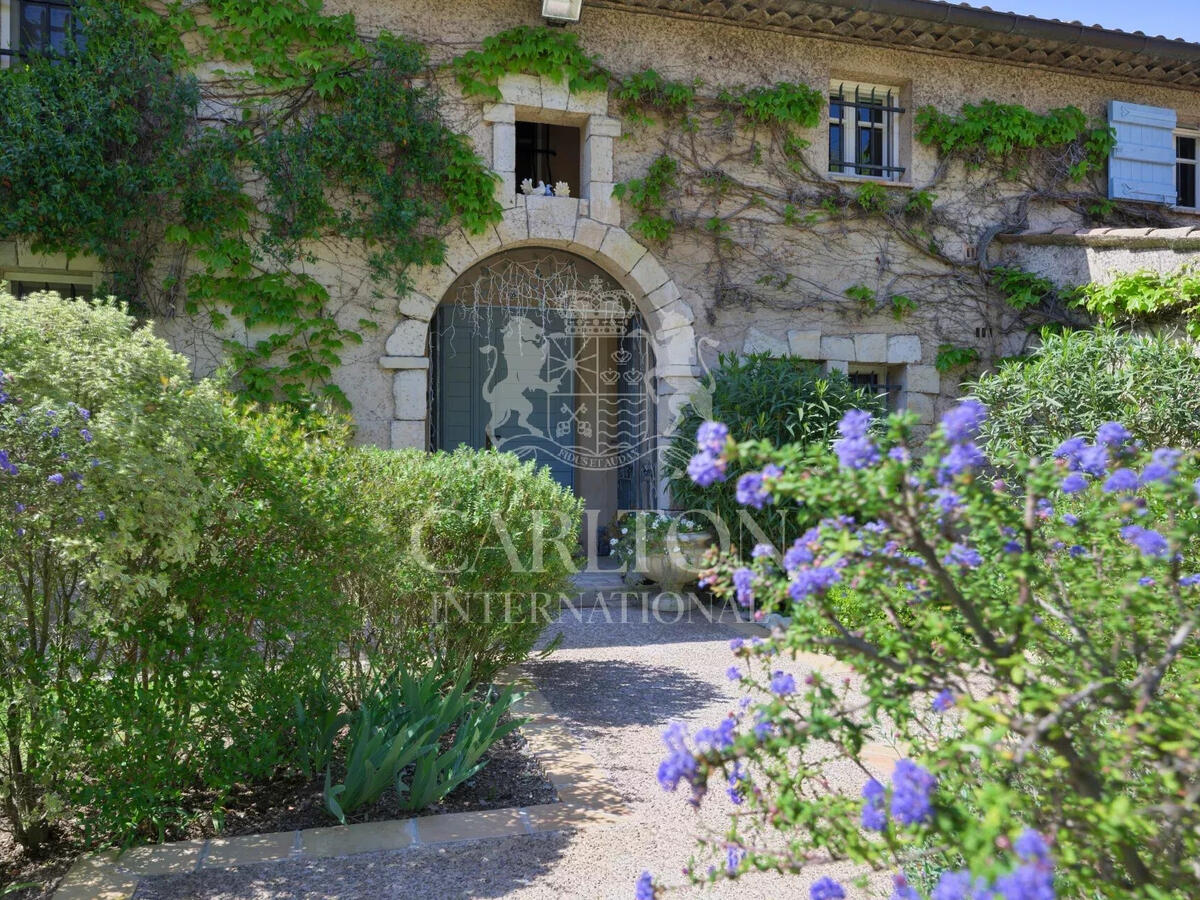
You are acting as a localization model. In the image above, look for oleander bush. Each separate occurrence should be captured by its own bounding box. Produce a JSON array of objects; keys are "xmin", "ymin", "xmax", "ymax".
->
[
  {"xmin": 666, "ymin": 353, "xmax": 881, "ymax": 549},
  {"xmin": 969, "ymin": 327, "xmax": 1200, "ymax": 460},
  {"xmin": 0, "ymin": 290, "xmax": 573, "ymax": 852},
  {"xmin": 641, "ymin": 406, "xmax": 1200, "ymax": 900}
]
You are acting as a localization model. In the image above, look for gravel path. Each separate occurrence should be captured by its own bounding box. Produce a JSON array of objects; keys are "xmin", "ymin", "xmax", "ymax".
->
[{"xmin": 134, "ymin": 600, "xmax": 879, "ymax": 899}]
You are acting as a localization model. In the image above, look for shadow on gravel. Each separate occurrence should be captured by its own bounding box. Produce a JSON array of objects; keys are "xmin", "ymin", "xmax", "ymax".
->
[
  {"xmin": 132, "ymin": 831, "xmax": 573, "ymax": 900},
  {"xmin": 524, "ymin": 658, "xmax": 725, "ymax": 729},
  {"xmin": 536, "ymin": 602, "xmax": 752, "ymax": 652}
]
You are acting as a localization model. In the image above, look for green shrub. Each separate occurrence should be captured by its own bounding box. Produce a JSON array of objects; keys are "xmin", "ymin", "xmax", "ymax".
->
[
  {"xmin": 969, "ymin": 327, "xmax": 1200, "ymax": 459},
  {"xmin": 653, "ymin": 403, "xmax": 1200, "ymax": 899},
  {"xmin": 339, "ymin": 447, "xmax": 582, "ymax": 685},
  {"xmin": 665, "ymin": 353, "xmax": 881, "ymax": 549},
  {"xmin": 0, "ymin": 291, "xmax": 569, "ymax": 851}
]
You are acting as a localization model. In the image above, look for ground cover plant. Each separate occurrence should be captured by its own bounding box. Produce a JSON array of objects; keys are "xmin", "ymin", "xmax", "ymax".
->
[
  {"xmin": 0, "ymin": 291, "xmax": 579, "ymax": 868},
  {"xmin": 641, "ymin": 405, "xmax": 1200, "ymax": 899}
]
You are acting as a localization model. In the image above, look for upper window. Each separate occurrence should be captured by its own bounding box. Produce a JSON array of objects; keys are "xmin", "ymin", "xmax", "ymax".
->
[
  {"xmin": 848, "ymin": 365, "xmax": 902, "ymax": 412},
  {"xmin": 829, "ymin": 81, "xmax": 905, "ymax": 182},
  {"xmin": 515, "ymin": 120, "xmax": 581, "ymax": 198},
  {"xmin": 3, "ymin": 1, "xmax": 81, "ymax": 61},
  {"xmin": 9, "ymin": 279, "xmax": 92, "ymax": 300},
  {"xmin": 1178, "ymin": 131, "xmax": 1198, "ymax": 210}
]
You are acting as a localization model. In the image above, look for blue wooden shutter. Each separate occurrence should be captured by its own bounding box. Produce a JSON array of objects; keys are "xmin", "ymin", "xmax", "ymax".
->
[{"xmin": 1108, "ymin": 101, "xmax": 1177, "ymax": 204}]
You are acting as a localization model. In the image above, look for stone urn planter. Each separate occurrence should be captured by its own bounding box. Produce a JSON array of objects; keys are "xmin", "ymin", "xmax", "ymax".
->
[{"xmin": 643, "ymin": 530, "xmax": 713, "ymax": 613}]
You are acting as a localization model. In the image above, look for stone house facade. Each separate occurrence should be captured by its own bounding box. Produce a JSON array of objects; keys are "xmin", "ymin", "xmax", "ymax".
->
[{"xmin": 4, "ymin": 0, "xmax": 1200, "ymax": 524}]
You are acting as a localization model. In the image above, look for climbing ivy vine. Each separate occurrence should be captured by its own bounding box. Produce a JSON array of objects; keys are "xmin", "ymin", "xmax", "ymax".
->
[
  {"xmin": 0, "ymin": 0, "xmax": 501, "ymax": 408},
  {"xmin": 0, "ymin": 13, "xmax": 1180, "ymax": 406}
]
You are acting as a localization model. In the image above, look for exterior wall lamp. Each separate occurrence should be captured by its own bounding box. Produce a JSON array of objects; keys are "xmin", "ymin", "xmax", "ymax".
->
[{"xmin": 542, "ymin": 0, "xmax": 582, "ymax": 23}]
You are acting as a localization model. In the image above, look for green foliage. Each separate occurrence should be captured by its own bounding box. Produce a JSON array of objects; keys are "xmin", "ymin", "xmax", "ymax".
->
[
  {"xmin": 666, "ymin": 354, "xmax": 881, "ymax": 549},
  {"xmin": 914, "ymin": 100, "xmax": 1115, "ymax": 180},
  {"xmin": 1071, "ymin": 265, "xmax": 1200, "ymax": 337},
  {"xmin": 935, "ymin": 343, "xmax": 980, "ymax": 373},
  {"xmin": 855, "ymin": 181, "xmax": 888, "ymax": 213},
  {"xmin": 889, "ymin": 294, "xmax": 917, "ymax": 321},
  {"xmin": 682, "ymin": 409, "xmax": 1200, "ymax": 898},
  {"xmin": 844, "ymin": 283, "xmax": 876, "ymax": 307},
  {"xmin": 452, "ymin": 25, "xmax": 609, "ymax": 101},
  {"xmin": 0, "ymin": 0, "xmax": 501, "ymax": 409},
  {"xmin": 0, "ymin": 292, "xmax": 566, "ymax": 850},
  {"xmin": 719, "ymin": 82, "xmax": 824, "ymax": 129},
  {"xmin": 903, "ymin": 189, "xmax": 936, "ymax": 217},
  {"xmin": 615, "ymin": 69, "xmax": 698, "ymax": 124},
  {"xmin": 338, "ymin": 447, "xmax": 582, "ymax": 685},
  {"xmin": 969, "ymin": 327, "xmax": 1200, "ymax": 459},
  {"xmin": 988, "ymin": 265, "xmax": 1056, "ymax": 310},
  {"xmin": 613, "ymin": 155, "xmax": 679, "ymax": 243}
]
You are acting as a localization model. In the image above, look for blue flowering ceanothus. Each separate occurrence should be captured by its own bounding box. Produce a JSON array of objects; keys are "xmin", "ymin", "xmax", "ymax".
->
[
  {"xmin": 809, "ymin": 876, "xmax": 846, "ymax": 900},
  {"xmin": 1015, "ymin": 829, "xmax": 1050, "ymax": 863},
  {"xmin": 1140, "ymin": 448, "xmax": 1181, "ymax": 485},
  {"xmin": 1120, "ymin": 525, "xmax": 1169, "ymax": 558},
  {"xmin": 1103, "ymin": 468, "xmax": 1139, "ymax": 493},
  {"xmin": 47, "ymin": 472, "xmax": 65, "ymax": 485},
  {"xmin": 939, "ymin": 441, "xmax": 987, "ymax": 483},
  {"xmin": 932, "ymin": 688, "xmax": 955, "ymax": 712},
  {"xmin": 942, "ymin": 543, "xmax": 982, "ymax": 569},
  {"xmin": 861, "ymin": 778, "xmax": 886, "ymax": 831},
  {"xmin": 890, "ymin": 759, "xmax": 936, "ymax": 825},
  {"xmin": 695, "ymin": 717, "xmax": 736, "ymax": 751},
  {"xmin": 687, "ymin": 451, "xmax": 727, "ymax": 487},
  {"xmin": 1053, "ymin": 436, "xmax": 1086, "ymax": 464},
  {"xmin": 941, "ymin": 400, "xmax": 987, "ymax": 443},
  {"xmin": 788, "ymin": 565, "xmax": 841, "ymax": 599},
  {"xmin": 635, "ymin": 870, "xmax": 655, "ymax": 900},
  {"xmin": 732, "ymin": 567, "xmax": 755, "ymax": 607},
  {"xmin": 736, "ymin": 464, "xmax": 782, "ymax": 509},
  {"xmin": 1060, "ymin": 473, "xmax": 1088, "ymax": 494},
  {"xmin": 833, "ymin": 409, "xmax": 880, "ymax": 471},
  {"xmin": 1095, "ymin": 421, "xmax": 1132, "ymax": 449},
  {"xmin": 750, "ymin": 543, "xmax": 774, "ymax": 560},
  {"xmin": 0, "ymin": 450, "xmax": 17, "ymax": 476},
  {"xmin": 1075, "ymin": 444, "xmax": 1109, "ymax": 478},
  {"xmin": 657, "ymin": 722, "xmax": 697, "ymax": 792},
  {"xmin": 696, "ymin": 421, "xmax": 729, "ymax": 454},
  {"xmin": 726, "ymin": 845, "xmax": 745, "ymax": 876},
  {"xmin": 769, "ymin": 670, "xmax": 796, "ymax": 696},
  {"xmin": 994, "ymin": 864, "xmax": 1055, "ymax": 900}
]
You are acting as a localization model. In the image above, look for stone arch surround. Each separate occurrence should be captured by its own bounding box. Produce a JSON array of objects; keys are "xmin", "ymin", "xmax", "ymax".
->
[{"xmin": 379, "ymin": 201, "xmax": 700, "ymax": 451}]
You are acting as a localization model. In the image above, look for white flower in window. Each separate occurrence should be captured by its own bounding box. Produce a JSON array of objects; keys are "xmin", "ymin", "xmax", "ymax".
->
[{"xmin": 554, "ymin": 181, "xmax": 571, "ymax": 198}]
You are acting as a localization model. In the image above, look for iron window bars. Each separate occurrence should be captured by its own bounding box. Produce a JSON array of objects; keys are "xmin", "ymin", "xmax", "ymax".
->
[
  {"xmin": 829, "ymin": 83, "xmax": 905, "ymax": 181},
  {"xmin": 1179, "ymin": 132, "xmax": 1198, "ymax": 209},
  {"xmin": 848, "ymin": 370, "xmax": 902, "ymax": 411},
  {"xmin": 1, "ymin": 0, "xmax": 81, "ymax": 62}
]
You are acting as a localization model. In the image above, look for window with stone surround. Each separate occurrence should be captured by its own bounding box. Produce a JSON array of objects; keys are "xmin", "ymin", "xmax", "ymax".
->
[
  {"xmin": 829, "ymin": 81, "xmax": 905, "ymax": 182},
  {"xmin": 2, "ymin": 0, "xmax": 82, "ymax": 63},
  {"xmin": 9, "ymin": 276, "xmax": 93, "ymax": 300},
  {"xmin": 515, "ymin": 120, "xmax": 581, "ymax": 198},
  {"xmin": 1179, "ymin": 129, "xmax": 1199, "ymax": 210},
  {"xmin": 848, "ymin": 364, "xmax": 903, "ymax": 411}
]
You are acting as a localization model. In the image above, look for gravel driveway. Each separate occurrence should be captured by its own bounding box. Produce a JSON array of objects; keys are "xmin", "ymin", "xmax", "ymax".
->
[{"xmin": 133, "ymin": 598, "xmax": 878, "ymax": 899}]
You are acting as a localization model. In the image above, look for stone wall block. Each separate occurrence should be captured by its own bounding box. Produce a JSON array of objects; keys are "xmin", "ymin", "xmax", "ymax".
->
[
  {"xmin": 393, "ymin": 369, "xmax": 428, "ymax": 421},
  {"xmin": 854, "ymin": 333, "xmax": 888, "ymax": 364},
  {"xmin": 887, "ymin": 335, "xmax": 922, "ymax": 364},
  {"xmin": 787, "ymin": 330, "xmax": 821, "ymax": 359},
  {"xmin": 385, "ymin": 319, "xmax": 428, "ymax": 356},
  {"xmin": 906, "ymin": 364, "xmax": 941, "ymax": 394},
  {"xmin": 390, "ymin": 420, "xmax": 427, "ymax": 450},
  {"xmin": 820, "ymin": 336, "xmax": 855, "ymax": 361}
]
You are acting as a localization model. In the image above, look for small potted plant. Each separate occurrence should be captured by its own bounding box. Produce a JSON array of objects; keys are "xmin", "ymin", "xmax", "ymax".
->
[{"xmin": 610, "ymin": 511, "xmax": 713, "ymax": 609}]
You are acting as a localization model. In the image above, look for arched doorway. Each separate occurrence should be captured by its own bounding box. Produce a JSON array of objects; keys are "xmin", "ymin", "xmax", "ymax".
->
[{"xmin": 430, "ymin": 249, "xmax": 658, "ymax": 546}]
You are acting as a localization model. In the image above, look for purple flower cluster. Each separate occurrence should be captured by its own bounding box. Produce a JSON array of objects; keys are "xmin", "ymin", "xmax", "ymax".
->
[
  {"xmin": 833, "ymin": 410, "xmax": 880, "ymax": 471},
  {"xmin": 942, "ymin": 543, "xmax": 981, "ymax": 569},
  {"xmin": 769, "ymin": 670, "xmax": 796, "ymax": 696},
  {"xmin": 861, "ymin": 778, "xmax": 887, "ymax": 831},
  {"xmin": 1095, "ymin": 421, "xmax": 1132, "ymax": 449},
  {"xmin": 0, "ymin": 449, "xmax": 17, "ymax": 476},
  {"xmin": 941, "ymin": 400, "xmax": 987, "ymax": 443},
  {"xmin": 890, "ymin": 759, "xmax": 936, "ymax": 826},
  {"xmin": 890, "ymin": 873, "xmax": 922, "ymax": 900},
  {"xmin": 788, "ymin": 565, "xmax": 841, "ymax": 600},
  {"xmin": 918, "ymin": 829, "xmax": 1055, "ymax": 900},
  {"xmin": 695, "ymin": 717, "xmax": 736, "ymax": 751},
  {"xmin": 732, "ymin": 567, "xmax": 755, "ymax": 607},
  {"xmin": 1120, "ymin": 525, "xmax": 1170, "ymax": 558},
  {"xmin": 932, "ymin": 688, "xmax": 956, "ymax": 712},
  {"xmin": 810, "ymin": 877, "xmax": 846, "ymax": 900},
  {"xmin": 726, "ymin": 762, "xmax": 748, "ymax": 804},
  {"xmin": 657, "ymin": 722, "xmax": 697, "ymax": 793},
  {"xmin": 687, "ymin": 421, "xmax": 731, "ymax": 487},
  {"xmin": 634, "ymin": 870, "xmax": 655, "ymax": 900},
  {"xmin": 1141, "ymin": 448, "xmax": 1180, "ymax": 485},
  {"xmin": 736, "ymin": 464, "xmax": 782, "ymax": 509},
  {"xmin": 1103, "ymin": 468, "xmax": 1139, "ymax": 493}
]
